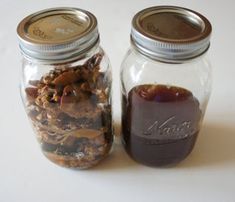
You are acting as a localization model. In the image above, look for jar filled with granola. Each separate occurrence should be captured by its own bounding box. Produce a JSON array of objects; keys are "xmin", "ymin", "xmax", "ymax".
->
[
  {"xmin": 17, "ymin": 7, "xmax": 113, "ymax": 169},
  {"xmin": 120, "ymin": 6, "xmax": 212, "ymax": 167}
]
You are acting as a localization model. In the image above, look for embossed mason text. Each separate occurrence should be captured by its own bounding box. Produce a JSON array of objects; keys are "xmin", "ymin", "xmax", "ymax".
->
[{"xmin": 143, "ymin": 116, "xmax": 193, "ymax": 138}]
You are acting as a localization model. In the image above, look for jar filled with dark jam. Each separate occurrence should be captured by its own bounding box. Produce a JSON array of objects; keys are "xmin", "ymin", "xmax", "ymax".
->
[{"xmin": 120, "ymin": 6, "xmax": 212, "ymax": 167}]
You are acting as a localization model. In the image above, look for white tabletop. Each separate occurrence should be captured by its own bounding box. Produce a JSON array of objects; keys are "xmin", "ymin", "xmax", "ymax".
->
[{"xmin": 1, "ymin": 0, "xmax": 235, "ymax": 202}]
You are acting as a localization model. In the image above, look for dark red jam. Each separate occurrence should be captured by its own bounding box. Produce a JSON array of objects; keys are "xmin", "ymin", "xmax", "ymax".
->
[{"xmin": 121, "ymin": 84, "xmax": 201, "ymax": 167}]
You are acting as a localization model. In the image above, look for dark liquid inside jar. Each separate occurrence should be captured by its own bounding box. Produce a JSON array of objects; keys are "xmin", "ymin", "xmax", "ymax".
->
[{"xmin": 121, "ymin": 84, "xmax": 201, "ymax": 167}]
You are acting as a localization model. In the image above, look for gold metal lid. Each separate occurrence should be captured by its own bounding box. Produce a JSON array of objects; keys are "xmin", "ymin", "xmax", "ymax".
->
[
  {"xmin": 131, "ymin": 6, "xmax": 212, "ymax": 62},
  {"xmin": 17, "ymin": 7, "xmax": 99, "ymax": 63}
]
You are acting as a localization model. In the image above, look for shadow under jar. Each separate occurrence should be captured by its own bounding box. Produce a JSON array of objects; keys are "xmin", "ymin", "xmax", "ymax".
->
[
  {"xmin": 17, "ymin": 7, "xmax": 113, "ymax": 169},
  {"xmin": 120, "ymin": 6, "xmax": 212, "ymax": 167}
]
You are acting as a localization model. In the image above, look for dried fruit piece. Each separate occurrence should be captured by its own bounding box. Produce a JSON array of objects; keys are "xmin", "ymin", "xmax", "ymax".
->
[
  {"xmin": 53, "ymin": 71, "xmax": 80, "ymax": 86},
  {"xmin": 29, "ymin": 80, "xmax": 41, "ymax": 87},
  {"xmin": 60, "ymin": 83, "xmax": 101, "ymax": 119},
  {"xmin": 85, "ymin": 53, "xmax": 103, "ymax": 69},
  {"xmin": 60, "ymin": 98, "xmax": 101, "ymax": 119},
  {"xmin": 67, "ymin": 129, "xmax": 102, "ymax": 139},
  {"xmin": 25, "ymin": 87, "xmax": 38, "ymax": 102}
]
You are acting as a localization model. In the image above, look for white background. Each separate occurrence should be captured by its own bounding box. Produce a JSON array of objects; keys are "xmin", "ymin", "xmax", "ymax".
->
[{"xmin": 0, "ymin": 0, "xmax": 235, "ymax": 202}]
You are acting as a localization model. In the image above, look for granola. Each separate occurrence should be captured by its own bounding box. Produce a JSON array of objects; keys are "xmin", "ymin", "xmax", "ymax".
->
[{"xmin": 25, "ymin": 53, "xmax": 113, "ymax": 168}]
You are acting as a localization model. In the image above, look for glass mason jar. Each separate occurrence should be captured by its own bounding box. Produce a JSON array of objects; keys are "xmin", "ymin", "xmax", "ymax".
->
[
  {"xmin": 120, "ymin": 6, "xmax": 212, "ymax": 167},
  {"xmin": 17, "ymin": 8, "xmax": 113, "ymax": 169}
]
